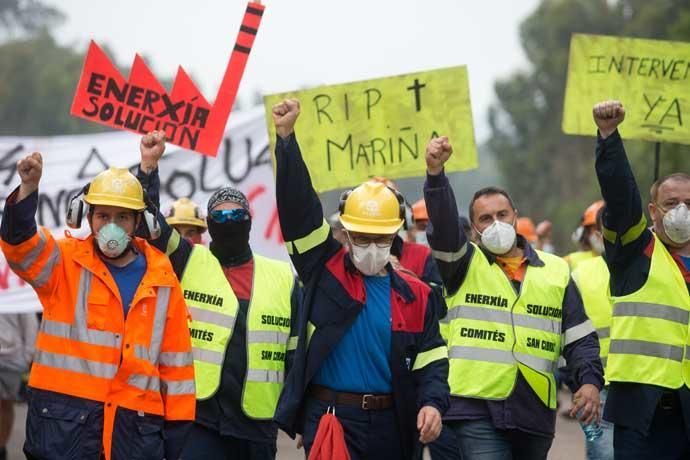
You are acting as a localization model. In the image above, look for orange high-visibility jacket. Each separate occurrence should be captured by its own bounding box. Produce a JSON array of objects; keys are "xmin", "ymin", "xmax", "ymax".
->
[{"xmin": 1, "ymin": 228, "xmax": 196, "ymax": 459}]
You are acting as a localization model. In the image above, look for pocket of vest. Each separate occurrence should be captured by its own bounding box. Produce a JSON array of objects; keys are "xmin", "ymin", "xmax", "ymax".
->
[{"xmin": 87, "ymin": 291, "xmax": 113, "ymax": 331}]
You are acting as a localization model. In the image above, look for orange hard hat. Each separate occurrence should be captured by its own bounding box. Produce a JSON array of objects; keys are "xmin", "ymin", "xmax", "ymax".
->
[
  {"xmin": 582, "ymin": 200, "xmax": 605, "ymax": 227},
  {"xmin": 516, "ymin": 217, "xmax": 537, "ymax": 242},
  {"xmin": 412, "ymin": 199, "xmax": 428, "ymax": 222}
]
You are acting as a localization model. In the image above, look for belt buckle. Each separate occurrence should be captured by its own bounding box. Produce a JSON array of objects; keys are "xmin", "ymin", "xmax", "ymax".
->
[
  {"xmin": 361, "ymin": 394, "xmax": 374, "ymax": 410},
  {"xmin": 660, "ymin": 392, "xmax": 675, "ymax": 410}
]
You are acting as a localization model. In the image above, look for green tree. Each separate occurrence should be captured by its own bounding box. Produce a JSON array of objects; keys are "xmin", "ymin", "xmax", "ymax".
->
[
  {"xmin": 488, "ymin": 0, "xmax": 690, "ymax": 251},
  {"xmin": 0, "ymin": 33, "xmax": 109, "ymax": 135}
]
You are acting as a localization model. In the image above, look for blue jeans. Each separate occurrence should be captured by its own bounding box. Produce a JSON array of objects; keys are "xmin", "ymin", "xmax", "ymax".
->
[
  {"xmin": 450, "ymin": 419, "xmax": 553, "ymax": 460},
  {"xmin": 585, "ymin": 388, "xmax": 613, "ymax": 460},
  {"xmin": 302, "ymin": 397, "xmax": 402, "ymax": 460},
  {"xmin": 428, "ymin": 425, "xmax": 462, "ymax": 460}
]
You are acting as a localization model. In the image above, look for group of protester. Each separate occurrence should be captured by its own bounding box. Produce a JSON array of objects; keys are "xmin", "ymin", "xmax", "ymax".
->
[{"xmin": 0, "ymin": 98, "xmax": 688, "ymax": 460}]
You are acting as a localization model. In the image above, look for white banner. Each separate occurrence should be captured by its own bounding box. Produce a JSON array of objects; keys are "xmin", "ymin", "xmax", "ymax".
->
[{"xmin": 0, "ymin": 106, "xmax": 287, "ymax": 313}]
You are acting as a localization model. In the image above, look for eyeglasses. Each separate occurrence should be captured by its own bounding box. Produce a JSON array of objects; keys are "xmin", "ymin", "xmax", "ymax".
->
[
  {"xmin": 209, "ymin": 208, "xmax": 250, "ymax": 223},
  {"xmin": 346, "ymin": 232, "xmax": 396, "ymax": 248},
  {"xmin": 655, "ymin": 201, "xmax": 690, "ymax": 213}
]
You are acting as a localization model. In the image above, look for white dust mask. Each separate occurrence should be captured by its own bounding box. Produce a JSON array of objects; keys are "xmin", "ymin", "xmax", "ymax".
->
[
  {"xmin": 662, "ymin": 203, "xmax": 690, "ymax": 244},
  {"xmin": 479, "ymin": 220, "xmax": 516, "ymax": 255},
  {"xmin": 96, "ymin": 223, "xmax": 131, "ymax": 258},
  {"xmin": 350, "ymin": 242, "xmax": 391, "ymax": 276}
]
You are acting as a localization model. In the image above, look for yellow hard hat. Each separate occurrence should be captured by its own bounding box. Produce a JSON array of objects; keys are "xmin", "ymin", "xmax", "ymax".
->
[
  {"xmin": 83, "ymin": 167, "xmax": 146, "ymax": 211},
  {"xmin": 166, "ymin": 197, "xmax": 207, "ymax": 230},
  {"xmin": 339, "ymin": 180, "xmax": 404, "ymax": 235}
]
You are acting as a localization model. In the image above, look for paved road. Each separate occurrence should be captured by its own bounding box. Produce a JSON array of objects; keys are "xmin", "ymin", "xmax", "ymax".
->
[{"xmin": 7, "ymin": 402, "xmax": 585, "ymax": 459}]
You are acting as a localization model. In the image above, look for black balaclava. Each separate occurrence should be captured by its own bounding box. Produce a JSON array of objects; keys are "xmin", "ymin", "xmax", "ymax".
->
[{"xmin": 207, "ymin": 187, "xmax": 252, "ymax": 266}]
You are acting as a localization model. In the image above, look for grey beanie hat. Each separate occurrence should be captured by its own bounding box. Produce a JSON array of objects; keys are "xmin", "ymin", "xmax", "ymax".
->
[{"xmin": 207, "ymin": 187, "xmax": 250, "ymax": 214}]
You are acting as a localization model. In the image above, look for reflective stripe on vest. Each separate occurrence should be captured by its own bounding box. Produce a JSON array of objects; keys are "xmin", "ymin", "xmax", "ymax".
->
[
  {"xmin": 182, "ymin": 245, "xmax": 240, "ymax": 400},
  {"xmin": 607, "ymin": 235, "xmax": 690, "ymax": 388},
  {"xmin": 34, "ymin": 269, "xmax": 121, "ymax": 379},
  {"xmin": 125, "ymin": 286, "xmax": 195, "ymax": 395},
  {"xmin": 241, "ymin": 254, "xmax": 295, "ymax": 420},
  {"xmin": 7, "ymin": 230, "xmax": 62, "ymax": 288},
  {"xmin": 34, "ymin": 269, "xmax": 186, "ymax": 396},
  {"xmin": 445, "ymin": 244, "xmax": 569, "ymax": 409}
]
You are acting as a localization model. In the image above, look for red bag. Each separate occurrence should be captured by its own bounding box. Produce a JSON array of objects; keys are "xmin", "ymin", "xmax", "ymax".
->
[{"xmin": 308, "ymin": 410, "xmax": 351, "ymax": 460}]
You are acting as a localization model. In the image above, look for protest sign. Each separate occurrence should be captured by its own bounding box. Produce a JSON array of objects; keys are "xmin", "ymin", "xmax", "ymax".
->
[
  {"xmin": 563, "ymin": 33, "xmax": 690, "ymax": 144},
  {"xmin": 70, "ymin": 2, "xmax": 264, "ymax": 156},
  {"xmin": 264, "ymin": 65, "xmax": 478, "ymax": 192},
  {"xmin": 0, "ymin": 106, "xmax": 286, "ymax": 313}
]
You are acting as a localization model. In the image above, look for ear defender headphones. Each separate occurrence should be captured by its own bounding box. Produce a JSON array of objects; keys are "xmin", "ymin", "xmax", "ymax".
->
[
  {"xmin": 66, "ymin": 184, "xmax": 90, "ymax": 230},
  {"xmin": 66, "ymin": 185, "xmax": 161, "ymax": 240},
  {"xmin": 338, "ymin": 185, "xmax": 407, "ymax": 222}
]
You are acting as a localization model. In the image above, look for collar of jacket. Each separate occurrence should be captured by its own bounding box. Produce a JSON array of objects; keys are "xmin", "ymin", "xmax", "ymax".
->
[
  {"xmin": 343, "ymin": 250, "xmax": 417, "ymax": 304},
  {"xmin": 479, "ymin": 234, "xmax": 545, "ymax": 268}
]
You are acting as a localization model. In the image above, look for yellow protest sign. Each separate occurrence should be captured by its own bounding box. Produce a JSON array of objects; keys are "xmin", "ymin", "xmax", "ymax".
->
[
  {"xmin": 563, "ymin": 33, "xmax": 690, "ymax": 144},
  {"xmin": 264, "ymin": 65, "xmax": 477, "ymax": 192}
]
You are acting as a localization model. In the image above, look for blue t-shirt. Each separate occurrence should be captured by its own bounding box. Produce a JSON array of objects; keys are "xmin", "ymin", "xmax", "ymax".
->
[
  {"xmin": 313, "ymin": 274, "xmax": 392, "ymax": 393},
  {"xmin": 105, "ymin": 252, "xmax": 147, "ymax": 317},
  {"xmin": 681, "ymin": 255, "xmax": 690, "ymax": 272}
]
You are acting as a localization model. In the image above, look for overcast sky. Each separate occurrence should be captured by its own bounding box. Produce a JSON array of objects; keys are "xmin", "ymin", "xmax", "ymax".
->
[{"xmin": 53, "ymin": 0, "xmax": 540, "ymax": 142}]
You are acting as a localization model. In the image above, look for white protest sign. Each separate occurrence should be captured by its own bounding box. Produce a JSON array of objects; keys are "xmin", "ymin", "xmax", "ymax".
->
[{"xmin": 0, "ymin": 106, "xmax": 286, "ymax": 313}]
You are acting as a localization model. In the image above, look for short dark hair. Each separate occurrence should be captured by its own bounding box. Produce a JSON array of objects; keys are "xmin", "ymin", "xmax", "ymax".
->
[
  {"xmin": 469, "ymin": 186, "xmax": 516, "ymax": 222},
  {"xmin": 650, "ymin": 173, "xmax": 690, "ymax": 202}
]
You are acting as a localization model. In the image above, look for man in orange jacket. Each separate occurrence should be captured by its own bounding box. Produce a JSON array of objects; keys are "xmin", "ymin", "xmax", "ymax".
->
[{"xmin": 0, "ymin": 151, "xmax": 196, "ymax": 460}]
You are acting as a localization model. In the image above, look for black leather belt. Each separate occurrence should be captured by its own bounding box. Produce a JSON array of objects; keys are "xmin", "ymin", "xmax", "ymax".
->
[{"xmin": 308, "ymin": 384, "xmax": 394, "ymax": 411}]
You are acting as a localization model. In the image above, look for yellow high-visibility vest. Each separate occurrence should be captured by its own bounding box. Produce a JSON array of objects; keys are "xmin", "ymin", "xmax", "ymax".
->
[
  {"xmin": 182, "ymin": 247, "xmax": 295, "ymax": 419},
  {"xmin": 446, "ymin": 244, "xmax": 571, "ymax": 409},
  {"xmin": 572, "ymin": 256, "xmax": 612, "ymax": 370},
  {"xmin": 607, "ymin": 235, "xmax": 690, "ymax": 388},
  {"xmin": 564, "ymin": 250, "xmax": 597, "ymax": 271}
]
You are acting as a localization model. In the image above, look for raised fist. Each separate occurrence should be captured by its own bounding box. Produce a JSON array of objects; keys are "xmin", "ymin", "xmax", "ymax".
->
[
  {"xmin": 272, "ymin": 99, "xmax": 301, "ymax": 139},
  {"xmin": 140, "ymin": 130, "xmax": 166, "ymax": 172},
  {"xmin": 425, "ymin": 136, "xmax": 453, "ymax": 176},
  {"xmin": 593, "ymin": 100, "xmax": 625, "ymax": 139},
  {"xmin": 17, "ymin": 152, "xmax": 43, "ymax": 201}
]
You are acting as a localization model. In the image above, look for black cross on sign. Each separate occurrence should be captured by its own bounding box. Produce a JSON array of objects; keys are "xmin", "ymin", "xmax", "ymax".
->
[{"xmin": 406, "ymin": 78, "xmax": 426, "ymax": 112}]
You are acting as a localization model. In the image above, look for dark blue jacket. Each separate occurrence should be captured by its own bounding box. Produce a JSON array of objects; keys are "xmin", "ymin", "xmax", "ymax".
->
[
  {"xmin": 596, "ymin": 130, "xmax": 690, "ymax": 436},
  {"xmin": 272, "ymin": 134, "xmax": 449, "ymax": 458},
  {"xmin": 424, "ymin": 171, "xmax": 603, "ymax": 436}
]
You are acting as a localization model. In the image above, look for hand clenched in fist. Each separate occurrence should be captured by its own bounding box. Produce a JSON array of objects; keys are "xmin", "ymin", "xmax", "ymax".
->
[
  {"xmin": 272, "ymin": 99, "xmax": 300, "ymax": 140},
  {"xmin": 140, "ymin": 130, "xmax": 167, "ymax": 173},
  {"xmin": 425, "ymin": 136, "xmax": 453, "ymax": 176},
  {"xmin": 593, "ymin": 100, "xmax": 625, "ymax": 139},
  {"xmin": 17, "ymin": 152, "xmax": 43, "ymax": 201}
]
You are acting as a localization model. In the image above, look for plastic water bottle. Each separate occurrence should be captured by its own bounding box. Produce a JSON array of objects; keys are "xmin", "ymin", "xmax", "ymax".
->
[{"xmin": 577, "ymin": 409, "xmax": 603, "ymax": 441}]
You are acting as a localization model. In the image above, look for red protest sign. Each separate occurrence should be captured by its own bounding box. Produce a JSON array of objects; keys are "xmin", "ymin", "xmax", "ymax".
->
[{"xmin": 70, "ymin": 2, "xmax": 264, "ymax": 157}]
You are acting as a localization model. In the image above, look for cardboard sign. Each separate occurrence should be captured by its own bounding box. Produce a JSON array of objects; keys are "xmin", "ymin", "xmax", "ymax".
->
[
  {"xmin": 563, "ymin": 33, "xmax": 690, "ymax": 144},
  {"xmin": 70, "ymin": 2, "xmax": 264, "ymax": 156},
  {"xmin": 264, "ymin": 65, "xmax": 478, "ymax": 192}
]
